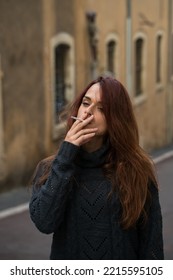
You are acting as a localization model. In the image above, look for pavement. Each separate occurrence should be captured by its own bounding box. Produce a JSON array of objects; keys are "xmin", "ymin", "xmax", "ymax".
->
[{"xmin": 0, "ymin": 186, "xmax": 30, "ymax": 213}]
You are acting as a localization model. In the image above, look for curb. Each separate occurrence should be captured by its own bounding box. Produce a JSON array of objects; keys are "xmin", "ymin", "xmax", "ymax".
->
[
  {"xmin": 153, "ymin": 150, "xmax": 173, "ymax": 164},
  {"xmin": 0, "ymin": 203, "xmax": 29, "ymax": 220}
]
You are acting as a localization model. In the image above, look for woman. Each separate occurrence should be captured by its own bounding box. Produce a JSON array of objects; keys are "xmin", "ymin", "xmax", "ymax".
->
[{"xmin": 29, "ymin": 76, "xmax": 164, "ymax": 260}]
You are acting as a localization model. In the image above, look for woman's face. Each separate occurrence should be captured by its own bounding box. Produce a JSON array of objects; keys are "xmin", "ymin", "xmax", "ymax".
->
[{"xmin": 77, "ymin": 83, "xmax": 107, "ymax": 138}]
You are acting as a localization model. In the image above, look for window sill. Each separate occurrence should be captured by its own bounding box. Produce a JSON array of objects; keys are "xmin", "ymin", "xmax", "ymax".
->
[
  {"xmin": 134, "ymin": 94, "xmax": 147, "ymax": 107},
  {"xmin": 155, "ymin": 83, "xmax": 164, "ymax": 93},
  {"xmin": 52, "ymin": 121, "xmax": 66, "ymax": 140}
]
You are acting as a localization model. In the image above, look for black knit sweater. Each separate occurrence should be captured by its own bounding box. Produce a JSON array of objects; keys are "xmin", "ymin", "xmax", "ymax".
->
[{"xmin": 29, "ymin": 141, "xmax": 164, "ymax": 260}]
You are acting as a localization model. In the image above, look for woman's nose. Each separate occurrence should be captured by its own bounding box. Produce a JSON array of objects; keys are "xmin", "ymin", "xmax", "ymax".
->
[{"xmin": 85, "ymin": 104, "xmax": 93, "ymax": 116}]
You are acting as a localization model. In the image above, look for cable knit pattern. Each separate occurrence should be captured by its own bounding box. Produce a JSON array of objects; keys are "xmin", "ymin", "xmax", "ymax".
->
[{"xmin": 29, "ymin": 141, "xmax": 164, "ymax": 259}]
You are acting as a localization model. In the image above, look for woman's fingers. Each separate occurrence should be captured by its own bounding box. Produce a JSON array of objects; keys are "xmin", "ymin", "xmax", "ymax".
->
[
  {"xmin": 65, "ymin": 115, "xmax": 98, "ymax": 146},
  {"xmin": 71, "ymin": 115, "xmax": 94, "ymax": 131},
  {"xmin": 74, "ymin": 127, "xmax": 98, "ymax": 139},
  {"xmin": 72, "ymin": 130, "xmax": 97, "ymax": 146},
  {"xmin": 76, "ymin": 132, "xmax": 97, "ymax": 145},
  {"xmin": 65, "ymin": 127, "xmax": 98, "ymax": 145}
]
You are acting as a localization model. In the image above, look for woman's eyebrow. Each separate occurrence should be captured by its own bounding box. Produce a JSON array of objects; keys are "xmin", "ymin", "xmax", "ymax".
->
[
  {"xmin": 83, "ymin": 96, "xmax": 102, "ymax": 104},
  {"xmin": 83, "ymin": 96, "xmax": 91, "ymax": 101}
]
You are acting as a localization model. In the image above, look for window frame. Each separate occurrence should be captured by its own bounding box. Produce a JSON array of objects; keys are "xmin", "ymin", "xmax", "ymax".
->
[
  {"xmin": 105, "ymin": 33, "xmax": 119, "ymax": 78},
  {"xmin": 155, "ymin": 30, "xmax": 165, "ymax": 92},
  {"xmin": 133, "ymin": 33, "xmax": 147, "ymax": 106},
  {"xmin": 50, "ymin": 33, "xmax": 75, "ymax": 140},
  {"xmin": 156, "ymin": 34, "xmax": 162, "ymax": 84}
]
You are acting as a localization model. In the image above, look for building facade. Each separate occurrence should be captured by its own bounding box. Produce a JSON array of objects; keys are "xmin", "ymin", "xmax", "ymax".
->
[{"xmin": 0, "ymin": 0, "xmax": 172, "ymax": 190}]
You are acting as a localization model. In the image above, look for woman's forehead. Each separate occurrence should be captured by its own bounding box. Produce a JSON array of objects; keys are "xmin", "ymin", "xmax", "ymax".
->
[{"xmin": 84, "ymin": 83, "xmax": 102, "ymax": 102}]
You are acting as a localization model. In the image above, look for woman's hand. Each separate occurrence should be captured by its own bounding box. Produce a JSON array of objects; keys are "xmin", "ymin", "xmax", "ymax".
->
[{"xmin": 65, "ymin": 114, "xmax": 98, "ymax": 146}]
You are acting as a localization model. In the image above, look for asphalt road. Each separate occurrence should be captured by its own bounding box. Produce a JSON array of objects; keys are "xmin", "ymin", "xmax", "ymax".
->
[
  {"xmin": 0, "ymin": 155, "xmax": 172, "ymax": 260},
  {"xmin": 155, "ymin": 157, "xmax": 173, "ymax": 260},
  {"xmin": 0, "ymin": 209, "xmax": 51, "ymax": 260}
]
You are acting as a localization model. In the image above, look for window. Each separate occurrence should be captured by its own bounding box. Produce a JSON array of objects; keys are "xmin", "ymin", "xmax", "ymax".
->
[
  {"xmin": 135, "ymin": 38, "xmax": 144, "ymax": 96},
  {"xmin": 107, "ymin": 40, "xmax": 116, "ymax": 75},
  {"xmin": 156, "ymin": 35, "xmax": 162, "ymax": 83},
  {"xmin": 105, "ymin": 33, "xmax": 119, "ymax": 78},
  {"xmin": 54, "ymin": 44, "xmax": 70, "ymax": 122},
  {"xmin": 51, "ymin": 33, "xmax": 75, "ymax": 139}
]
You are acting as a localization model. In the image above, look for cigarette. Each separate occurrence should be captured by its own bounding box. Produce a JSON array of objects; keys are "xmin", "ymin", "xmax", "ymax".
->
[{"xmin": 71, "ymin": 116, "xmax": 83, "ymax": 122}]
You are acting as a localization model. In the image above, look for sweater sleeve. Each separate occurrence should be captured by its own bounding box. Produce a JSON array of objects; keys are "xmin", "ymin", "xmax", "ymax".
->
[
  {"xmin": 138, "ymin": 183, "xmax": 164, "ymax": 259},
  {"xmin": 29, "ymin": 141, "xmax": 79, "ymax": 234}
]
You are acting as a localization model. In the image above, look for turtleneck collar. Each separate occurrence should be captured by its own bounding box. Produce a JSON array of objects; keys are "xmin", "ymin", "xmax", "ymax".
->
[{"xmin": 75, "ymin": 141, "xmax": 110, "ymax": 168}]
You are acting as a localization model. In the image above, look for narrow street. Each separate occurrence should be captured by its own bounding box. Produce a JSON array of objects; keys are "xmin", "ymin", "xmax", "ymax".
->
[{"xmin": 0, "ymin": 154, "xmax": 172, "ymax": 260}]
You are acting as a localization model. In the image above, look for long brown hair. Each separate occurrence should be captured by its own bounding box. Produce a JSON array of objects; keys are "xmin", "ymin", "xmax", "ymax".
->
[{"xmin": 33, "ymin": 76, "xmax": 158, "ymax": 229}]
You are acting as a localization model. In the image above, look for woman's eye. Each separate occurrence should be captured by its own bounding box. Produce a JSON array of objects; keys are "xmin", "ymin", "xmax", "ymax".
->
[
  {"xmin": 98, "ymin": 107, "xmax": 103, "ymax": 111},
  {"xmin": 82, "ymin": 102, "xmax": 90, "ymax": 106}
]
